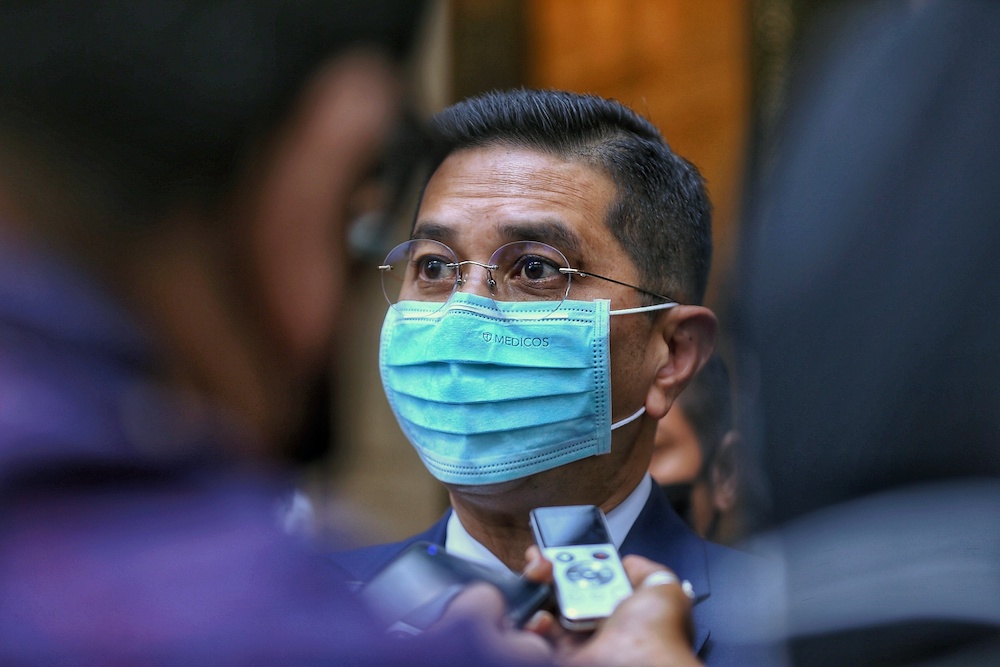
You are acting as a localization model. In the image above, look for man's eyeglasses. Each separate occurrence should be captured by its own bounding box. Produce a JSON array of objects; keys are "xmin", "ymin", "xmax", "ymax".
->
[{"xmin": 378, "ymin": 238, "xmax": 676, "ymax": 318}]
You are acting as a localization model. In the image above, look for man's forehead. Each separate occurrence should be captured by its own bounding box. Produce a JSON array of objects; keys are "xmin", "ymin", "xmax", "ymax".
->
[
  {"xmin": 424, "ymin": 145, "xmax": 609, "ymax": 199},
  {"xmin": 413, "ymin": 145, "xmax": 616, "ymax": 255}
]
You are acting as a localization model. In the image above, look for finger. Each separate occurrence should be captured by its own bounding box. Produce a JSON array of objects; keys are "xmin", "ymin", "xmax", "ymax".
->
[
  {"xmin": 522, "ymin": 609, "xmax": 557, "ymax": 635},
  {"xmin": 614, "ymin": 558, "xmax": 697, "ymax": 646},
  {"xmin": 435, "ymin": 583, "xmax": 555, "ymax": 662},
  {"xmin": 522, "ymin": 609, "xmax": 581, "ymax": 652},
  {"xmin": 522, "ymin": 546, "xmax": 553, "ymax": 583},
  {"xmin": 566, "ymin": 585, "xmax": 701, "ymax": 667},
  {"xmin": 436, "ymin": 582, "xmax": 506, "ymax": 627},
  {"xmin": 621, "ymin": 554, "xmax": 668, "ymax": 588},
  {"xmin": 640, "ymin": 570, "xmax": 696, "ymax": 601},
  {"xmin": 618, "ymin": 577, "xmax": 696, "ymax": 649},
  {"xmin": 622, "ymin": 555, "xmax": 696, "ymax": 599}
]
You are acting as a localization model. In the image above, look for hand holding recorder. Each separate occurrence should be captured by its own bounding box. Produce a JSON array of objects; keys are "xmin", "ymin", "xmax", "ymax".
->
[
  {"xmin": 523, "ymin": 505, "xmax": 700, "ymax": 666},
  {"xmin": 528, "ymin": 505, "xmax": 632, "ymax": 631},
  {"xmin": 437, "ymin": 546, "xmax": 702, "ymax": 667},
  {"xmin": 358, "ymin": 504, "xmax": 701, "ymax": 666}
]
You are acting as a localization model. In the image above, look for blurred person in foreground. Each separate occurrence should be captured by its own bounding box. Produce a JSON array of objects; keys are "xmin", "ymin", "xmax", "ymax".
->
[
  {"xmin": 650, "ymin": 355, "xmax": 745, "ymax": 546},
  {"xmin": 735, "ymin": 0, "xmax": 1000, "ymax": 664},
  {"xmin": 332, "ymin": 89, "xmax": 779, "ymax": 666},
  {"xmin": 0, "ymin": 2, "xmax": 702, "ymax": 665}
]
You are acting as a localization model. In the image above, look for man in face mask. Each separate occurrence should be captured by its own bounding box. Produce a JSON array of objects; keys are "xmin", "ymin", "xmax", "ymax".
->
[{"xmin": 333, "ymin": 89, "xmax": 778, "ymax": 666}]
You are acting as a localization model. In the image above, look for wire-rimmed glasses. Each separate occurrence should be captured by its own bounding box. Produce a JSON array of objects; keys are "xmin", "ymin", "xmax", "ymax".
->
[{"xmin": 378, "ymin": 238, "xmax": 676, "ymax": 318}]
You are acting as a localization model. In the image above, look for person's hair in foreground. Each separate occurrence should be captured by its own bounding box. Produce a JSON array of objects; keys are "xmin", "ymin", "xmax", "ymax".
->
[{"xmin": 0, "ymin": 1, "xmax": 418, "ymax": 228}]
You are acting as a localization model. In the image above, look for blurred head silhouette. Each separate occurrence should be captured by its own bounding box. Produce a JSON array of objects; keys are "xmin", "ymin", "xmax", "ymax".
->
[
  {"xmin": 735, "ymin": 1, "xmax": 1000, "ymax": 663},
  {"xmin": 0, "ymin": 0, "xmax": 425, "ymax": 462}
]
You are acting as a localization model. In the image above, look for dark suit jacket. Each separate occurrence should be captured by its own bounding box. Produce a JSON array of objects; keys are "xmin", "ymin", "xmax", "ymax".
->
[{"xmin": 332, "ymin": 486, "xmax": 782, "ymax": 666}]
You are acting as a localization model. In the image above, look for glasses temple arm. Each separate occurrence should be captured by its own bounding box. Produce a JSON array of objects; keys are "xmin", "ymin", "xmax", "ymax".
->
[{"xmin": 559, "ymin": 268, "xmax": 677, "ymax": 303}]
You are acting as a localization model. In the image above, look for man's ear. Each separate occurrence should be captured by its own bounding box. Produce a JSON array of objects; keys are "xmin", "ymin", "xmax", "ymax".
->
[{"xmin": 645, "ymin": 305, "xmax": 717, "ymax": 420}]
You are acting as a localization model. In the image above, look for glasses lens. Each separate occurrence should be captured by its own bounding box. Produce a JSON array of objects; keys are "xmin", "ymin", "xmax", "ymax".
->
[
  {"xmin": 488, "ymin": 241, "xmax": 571, "ymax": 317},
  {"xmin": 380, "ymin": 239, "xmax": 459, "ymax": 310}
]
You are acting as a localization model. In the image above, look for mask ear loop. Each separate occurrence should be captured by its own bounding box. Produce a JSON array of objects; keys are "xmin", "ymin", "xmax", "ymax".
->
[
  {"xmin": 611, "ymin": 406, "xmax": 645, "ymax": 430},
  {"xmin": 604, "ymin": 300, "xmax": 665, "ymax": 430},
  {"xmin": 591, "ymin": 300, "xmax": 678, "ymax": 429},
  {"xmin": 609, "ymin": 301, "xmax": 678, "ymax": 316}
]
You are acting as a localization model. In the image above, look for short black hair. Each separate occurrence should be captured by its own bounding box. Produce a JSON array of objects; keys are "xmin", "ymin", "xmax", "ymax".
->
[
  {"xmin": 423, "ymin": 89, "xmax": 712, "ymax": 304},
  {"xmin": 0, "ymin": 0, "xmax": 424, "ymax": 224},
  {"xmin": 677, "ymin": 354, "xmax": 733, "ymax": 469}
]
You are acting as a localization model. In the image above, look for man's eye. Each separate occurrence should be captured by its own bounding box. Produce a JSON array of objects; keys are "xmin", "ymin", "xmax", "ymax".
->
[
  {"xmin": 417, "ymin": 256, "xmax": 451, "ymax": 281},
  {"xmin": 516, "ymin": 255, "xmax": 559, "ymax": 281},
  {"xmin": 524, "ymin": 258, "xmax": 547, "ymax": 280}
]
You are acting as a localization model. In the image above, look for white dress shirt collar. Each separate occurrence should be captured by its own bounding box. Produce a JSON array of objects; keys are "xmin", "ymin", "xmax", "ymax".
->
[{"xmin": 444, "ymin": 473, "xmax": 654, "ymax": 573}]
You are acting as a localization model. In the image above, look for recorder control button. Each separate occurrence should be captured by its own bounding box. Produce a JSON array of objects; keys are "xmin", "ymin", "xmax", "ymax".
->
[
  {"xmin": 565, "ymin": 561, "xmax": 615, "ymax": 587},
  {"xmin": 592, "ymin": 551, "xmax": 610, "ymax": 560},
  {"xmin": 555, "ymin": 552, "xmax": 574, "ymax": 562}
]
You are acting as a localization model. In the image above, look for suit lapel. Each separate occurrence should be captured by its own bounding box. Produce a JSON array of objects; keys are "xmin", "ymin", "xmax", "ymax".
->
[
  {"xmin": 333, "ymin": 510, "xmax": 452, "ymax": 583},
  {"xmin": 620, "ymin": 486, "xmax": 712, "ymax": 654}
]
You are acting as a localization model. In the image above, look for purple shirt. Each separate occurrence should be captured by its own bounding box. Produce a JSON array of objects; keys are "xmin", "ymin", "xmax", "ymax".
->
[{"xmin": 0, "ymin": 239, "xmax": 522, "ymax": 665}]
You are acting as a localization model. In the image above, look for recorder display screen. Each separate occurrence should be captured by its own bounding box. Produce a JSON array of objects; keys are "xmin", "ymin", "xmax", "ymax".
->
[{"xmin": 533, "ymin": 506, "xmax": 610, "ymax": 547}]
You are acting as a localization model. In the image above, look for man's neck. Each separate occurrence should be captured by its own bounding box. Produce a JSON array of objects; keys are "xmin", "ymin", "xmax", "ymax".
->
[
  {"xmin": 448, "ymin": 501, "xmax": 535, "ymax": 571},
  {"xmin": 447, "ymin": 472, "xmax": 651, "ymax": 572}
]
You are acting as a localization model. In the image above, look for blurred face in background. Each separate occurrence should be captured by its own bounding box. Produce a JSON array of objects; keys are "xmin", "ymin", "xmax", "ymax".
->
[
  {"xmin": 122, "ymin": 50, "xmax": 404, "ymax": 461},
  {"xmin": 651, "ymin": 405, "xmax": 710, "ymax": 531},
  {"xmin": 651, "ymin": 403, "xmax": 743, "ymax": 544},
  {"xmin": 243, "ymin": 52, "xmax": 403, "ymax": 458},
  {"xmin": 650, "ymin": 405, "xmax": 704, "ymax": 485}
]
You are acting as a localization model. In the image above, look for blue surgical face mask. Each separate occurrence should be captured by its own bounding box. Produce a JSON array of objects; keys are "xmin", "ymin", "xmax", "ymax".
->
[{"xmin": 379, "ymin": 292, "xmax": 677, "ymax": 485}]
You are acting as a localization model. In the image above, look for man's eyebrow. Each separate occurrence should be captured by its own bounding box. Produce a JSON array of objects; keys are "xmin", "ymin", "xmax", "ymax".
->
[
  {"xmin": 497, "ymin": 220, "xmax": 583, "ymax": 256},
  {"xmin": 410, "ymin": 222, "xmax": 455, "ymax": 244},
  {"xmin": 411, "ymin": 219, "xmax": 584, "ymax": 257}
]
